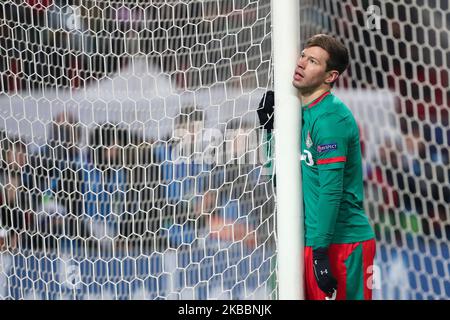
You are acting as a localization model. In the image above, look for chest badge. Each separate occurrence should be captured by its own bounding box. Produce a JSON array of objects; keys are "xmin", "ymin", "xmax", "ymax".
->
[{"xmin": 306, "ymin": 131, "xmax": 313, "ymax": 149}]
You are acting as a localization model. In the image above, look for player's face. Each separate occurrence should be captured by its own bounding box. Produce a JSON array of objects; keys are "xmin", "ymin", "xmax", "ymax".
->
[{"xmin": 292, "ymin": 46, "xmax": 331, "ymax": 93}]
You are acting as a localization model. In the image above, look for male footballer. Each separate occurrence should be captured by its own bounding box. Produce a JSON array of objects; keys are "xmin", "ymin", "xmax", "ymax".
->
[{"xmin": 258, "ymin": 34, "xmax": 376, "ymax": 300}]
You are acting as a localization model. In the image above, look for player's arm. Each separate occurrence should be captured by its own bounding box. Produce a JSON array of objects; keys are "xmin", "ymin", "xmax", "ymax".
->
[
  {"xmin": 315, "ymin": 168, "xmax": 345, "ymax": 248},
  {"xmin": 312, "ymin": 113, "xmax": 350, "ymax": 296},
  {"xmin": 257, "ymin": 91, "xmax": 275, "ymax": 180}
]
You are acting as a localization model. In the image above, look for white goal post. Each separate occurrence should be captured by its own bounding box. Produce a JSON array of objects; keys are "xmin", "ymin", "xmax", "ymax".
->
[{"xmin": 271, "ymin": 0, "xmax": 303, "ymax": 300}]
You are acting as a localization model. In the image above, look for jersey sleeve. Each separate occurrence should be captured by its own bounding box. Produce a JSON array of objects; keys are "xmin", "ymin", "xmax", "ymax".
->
[
  {"xmin": 311, "ymin": 113, "xmax": 349, "ymax": 249},
  {"xmin": 313, "ymin": 113, "xmax": 349, "ymax": 170},
  {"xmin": 312, "ymin": 167, "xmax": 344, "ymax": 249}
]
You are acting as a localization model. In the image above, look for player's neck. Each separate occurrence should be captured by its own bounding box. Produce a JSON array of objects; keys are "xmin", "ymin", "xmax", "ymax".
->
[{"xmin": 300, "ymin": 87, "xmax": 331, "ymax": 106}]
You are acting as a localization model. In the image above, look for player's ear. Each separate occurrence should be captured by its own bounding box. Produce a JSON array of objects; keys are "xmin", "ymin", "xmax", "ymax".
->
[{"xmin": 325, "ymin": 70, "xmax": 339, "ymax": 85}]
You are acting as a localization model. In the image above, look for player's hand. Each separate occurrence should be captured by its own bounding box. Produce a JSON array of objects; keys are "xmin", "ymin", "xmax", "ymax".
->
[
  {"xmin": 313, "ymin": 247, "xmax": 338, "ymax": 297},
  {"xmin": 257, "ymin": 90, "xmax": 274, "ymax": 131}
]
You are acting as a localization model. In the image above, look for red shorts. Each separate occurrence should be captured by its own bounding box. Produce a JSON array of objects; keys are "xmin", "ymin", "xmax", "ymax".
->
[{"xmin": 304, "ymin": 238, "xmax": 376, "ymax": 300}]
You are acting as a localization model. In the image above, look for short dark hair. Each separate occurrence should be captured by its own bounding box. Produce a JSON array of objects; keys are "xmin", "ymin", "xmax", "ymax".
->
[{"xmin": 305, "ymin": 34, "xmax": 349, "ymax": 75}]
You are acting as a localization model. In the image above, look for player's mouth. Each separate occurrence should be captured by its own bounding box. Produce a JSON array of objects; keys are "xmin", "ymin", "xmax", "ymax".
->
[{"xmin": 293, "ymin": 71, "xmax": 304, "ymax": 81}]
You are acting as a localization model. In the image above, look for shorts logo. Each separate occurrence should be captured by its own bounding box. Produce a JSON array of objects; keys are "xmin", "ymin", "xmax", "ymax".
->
[{"xmin": 317, "ymin": 143, "xmax": 337, "ymax": 153}]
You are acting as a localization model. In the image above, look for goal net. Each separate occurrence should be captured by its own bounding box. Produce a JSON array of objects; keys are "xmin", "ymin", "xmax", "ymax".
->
[
  {"xmin": 0, "ymin": 0, "xmax": 448, "ymax": 301},
  {"xmin": 300, "ymin": 1, "xmax": 449, "ymax": 299},
  {"xmin": 0, "ymin": 0, "xmax": 276, "ymax": 300}
]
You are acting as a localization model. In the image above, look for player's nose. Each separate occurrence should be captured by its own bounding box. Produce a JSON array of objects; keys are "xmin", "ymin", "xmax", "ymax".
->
[{"xmin": 297, "ymin": 56, "xmax": 306, "ymax": 69}]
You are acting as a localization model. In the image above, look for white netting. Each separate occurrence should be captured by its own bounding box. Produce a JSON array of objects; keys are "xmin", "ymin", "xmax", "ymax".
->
[
  {"xmin": 0, "ymin": 0, "xmax": 276, "ymax": 300},
  {"xmin": 301, "ymin": 0, "xmax": 449, "ymax": 299},
  {"xmin": 2, "ymin": 0, "xmax": 448, "ymax": 301}
]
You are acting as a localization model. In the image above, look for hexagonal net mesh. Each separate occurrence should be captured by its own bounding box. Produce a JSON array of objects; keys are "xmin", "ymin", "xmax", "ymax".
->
[
  {"xmin": 0, "ymin": 0, "xmax": 276, "ymax": 299},
  {"xmin": 1, "ymin": 0, "xmax": 448, "ymax": 301},
  {"xmin": 300, "ymin": 0, "xmax": 449, "ymax": 299}
]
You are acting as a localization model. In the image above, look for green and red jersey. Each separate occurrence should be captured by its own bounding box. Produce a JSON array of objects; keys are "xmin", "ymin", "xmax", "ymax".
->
[{"xmin": 301, "ymin": 91, "xmax": 374, "ymax": 249}]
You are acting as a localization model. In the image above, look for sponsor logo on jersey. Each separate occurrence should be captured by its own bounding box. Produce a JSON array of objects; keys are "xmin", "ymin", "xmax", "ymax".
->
[
  {"xmin": 305, "ymin": 132, "xmax": 313, "ymax": 149},
  {"xmin": 317, "ymin": 143, "xmax": 337, "ymax": 153}
]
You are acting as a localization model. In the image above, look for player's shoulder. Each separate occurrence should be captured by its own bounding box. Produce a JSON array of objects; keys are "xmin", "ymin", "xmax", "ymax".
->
[
  {"xmin": 322, "ymin": 93, "xmax": 352, "ymax": 116},
  {"xmin": 310, "ymin": 93, "xmax": 358, "ymax": 138},
  {"xmin": 315, "ymin": 93, "xmax": 354, "ymax": 124}
]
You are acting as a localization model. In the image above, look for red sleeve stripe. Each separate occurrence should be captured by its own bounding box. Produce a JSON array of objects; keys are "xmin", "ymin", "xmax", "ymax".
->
[{"xmin": 317, "ymin": 156, "xmax": 347, "ymax": 165}]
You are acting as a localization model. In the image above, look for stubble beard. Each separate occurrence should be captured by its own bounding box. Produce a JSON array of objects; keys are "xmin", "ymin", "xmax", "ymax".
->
[
  {"xmin": 294, "ymin": 74, "xmax": 329, "ymax": 96},
  {"xmin": 294, "ymin": 81, "xmax": 319, "ymax": 96}
]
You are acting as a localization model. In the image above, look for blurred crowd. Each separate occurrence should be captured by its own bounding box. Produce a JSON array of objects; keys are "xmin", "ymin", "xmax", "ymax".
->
[{"xmin": 0, "ymin": 109, "xmax": 274, "ymax": 260}]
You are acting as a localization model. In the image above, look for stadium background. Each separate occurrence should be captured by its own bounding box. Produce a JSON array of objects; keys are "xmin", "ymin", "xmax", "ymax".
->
[{"xmin": 0, "ymin": 0, "xmax": 448, "ymax": 299}]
